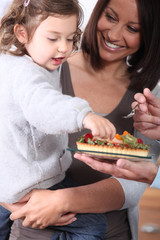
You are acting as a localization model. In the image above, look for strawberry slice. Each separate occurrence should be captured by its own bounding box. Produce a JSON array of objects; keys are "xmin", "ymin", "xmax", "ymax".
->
[
  {"xmin": 85, "ymin": 133, "xmax": 93, "ymax": 143},
  {"xmin": 137, "ymin": 138, "xmax": 143, "ymax": 144}
]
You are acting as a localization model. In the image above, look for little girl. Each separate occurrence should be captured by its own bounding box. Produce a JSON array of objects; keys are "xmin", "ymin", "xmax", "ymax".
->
[{"xmin": 0, "ymin": 0, "xmax": 116, "ymax": 239}]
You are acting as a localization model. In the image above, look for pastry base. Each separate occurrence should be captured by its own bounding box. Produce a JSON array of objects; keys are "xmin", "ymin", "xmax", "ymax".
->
[{"xmin": 76, "ymin": 142, "xmax": 149, "ymax": 158}]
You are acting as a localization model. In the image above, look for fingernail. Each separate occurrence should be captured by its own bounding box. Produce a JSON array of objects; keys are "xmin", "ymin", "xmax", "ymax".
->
[
  {"xmin": 157, "ymin": 118, "xmax": 160, "ymax": 125},
  {"xmin": 119, "ymin": 163, "xmax": 125, "ymax": 168},
  {"xmin": 117, "ymin": 160, "xmax": 125, "ymax": 168}
]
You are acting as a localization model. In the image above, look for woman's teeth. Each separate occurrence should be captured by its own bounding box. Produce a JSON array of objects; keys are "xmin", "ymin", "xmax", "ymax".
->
[{"xmin": 104, "ymin": 40, "xmax": 120, "ymax": 49}]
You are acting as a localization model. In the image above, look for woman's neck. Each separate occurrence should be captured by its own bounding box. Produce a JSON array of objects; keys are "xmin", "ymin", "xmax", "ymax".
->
[
  {"xmin": 68, "ymin": 51, "xmax": 130, "ymax": 114},
  {"xmin": 83, "ymin": 53, "xmax": 129, "ymax": 85}
]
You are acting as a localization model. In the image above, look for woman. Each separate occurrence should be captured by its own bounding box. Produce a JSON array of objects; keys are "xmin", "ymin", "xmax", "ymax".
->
[{"xmin": 5, "ymin": 0, "xmax": 160, "ymax": 239}]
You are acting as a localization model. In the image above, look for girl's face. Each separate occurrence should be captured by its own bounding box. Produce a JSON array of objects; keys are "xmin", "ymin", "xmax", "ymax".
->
[
  {"xmin": 25, "ymin": 15, "xmax": 77, "ymax": 71},
  {"xmin": 97, "ymin": 0, "xmax": 141, "ymax": 64}
]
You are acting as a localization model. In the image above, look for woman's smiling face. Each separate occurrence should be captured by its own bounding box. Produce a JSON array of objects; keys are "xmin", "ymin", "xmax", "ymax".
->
[{"xmin": 97, "ymin": 0, "xmax": 141, "ymax": 63}]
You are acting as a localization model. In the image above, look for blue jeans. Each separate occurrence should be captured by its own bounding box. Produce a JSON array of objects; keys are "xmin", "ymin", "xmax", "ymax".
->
[
  {"xmin": 0, "ymin": 177, "xmax": 107, "ymax": 240},
  {"xmin": 49, "ymin": 177, "xmax": 107, "ymax": 240},
  {"xmin": 50, "ymin": 213, "xmax": 107, "ymax": 240},
  {"xmin": 0, "ymin": 205, "xmax": 13, "ymax": 240}
]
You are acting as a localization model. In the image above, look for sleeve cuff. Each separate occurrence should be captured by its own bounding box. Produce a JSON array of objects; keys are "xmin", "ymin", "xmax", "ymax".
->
[{"xmin": 150, "ymin": 166, "xmax": 160, "ymax": 189}]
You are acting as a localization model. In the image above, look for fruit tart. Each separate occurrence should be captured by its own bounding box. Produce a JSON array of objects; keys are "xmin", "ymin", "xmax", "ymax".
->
[{"xmin": 76, "ymin": 131, "xmax": 150, "ymax": 158}]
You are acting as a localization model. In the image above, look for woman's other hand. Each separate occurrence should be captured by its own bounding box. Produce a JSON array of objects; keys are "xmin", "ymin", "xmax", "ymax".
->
[
  {"xmin": 10, "ymin": 189, "xmax": 77, "ymax": 229},
  {"xmin": 133, "ymin": 88, "xmax": 160, "ymax": 139}
]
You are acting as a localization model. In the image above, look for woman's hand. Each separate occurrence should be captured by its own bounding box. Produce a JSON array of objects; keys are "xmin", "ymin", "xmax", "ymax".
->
[
  {"xmin": 0, "ymin": 201, "xmax": 26, "ymax": 214},
  {"xmin": 9, "ymin": 175, "xmax": 125, "ymax": 229},
  {"xmin": 115, "ymin": 158, "xmax": 158, "ymax": 184},
  {"xmin": 133, "ymin": 88, "xmax": 160, "ymax": 139},
  {"xmin": 74, "ymin": 153, "xmax": 158, "ymax": 184},
  {"xmin": 10, "ymin": 189, "xmax": 77, "ymax": 229}
]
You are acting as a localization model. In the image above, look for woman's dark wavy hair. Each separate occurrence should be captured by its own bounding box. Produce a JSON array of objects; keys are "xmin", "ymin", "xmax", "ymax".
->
[
  {"xmin": 81, "ymin": 0, "xmax": 160, "ymax": 92},
  {"xmin": 0, "ymin": 0, "xmax": 83, "ymax": 56}
]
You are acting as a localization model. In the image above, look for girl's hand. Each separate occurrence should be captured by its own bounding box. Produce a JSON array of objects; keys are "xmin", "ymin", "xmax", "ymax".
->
[
  {"xmin": 10, "ymin": 189, "xmax": 77, "ymax": 229},
  {"xmin": 83, "ymin": 112, "xmax": 116, "ymax": 140}
]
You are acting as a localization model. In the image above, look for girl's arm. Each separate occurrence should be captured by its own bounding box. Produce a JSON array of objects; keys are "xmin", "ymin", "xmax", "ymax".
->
[{"xmin": 14, "ymin": 63, "xmax": 116, "ymax": 139}]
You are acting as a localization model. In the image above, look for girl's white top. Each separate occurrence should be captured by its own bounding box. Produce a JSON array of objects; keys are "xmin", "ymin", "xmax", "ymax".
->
[{"xmin": 0, "ymin": 54, "xmax": 92, "ymax": 203}]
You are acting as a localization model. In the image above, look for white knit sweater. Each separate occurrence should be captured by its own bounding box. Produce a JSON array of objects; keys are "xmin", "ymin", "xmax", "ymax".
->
[{"xmin": 0, "ymin": 54, "xmax": 92, "ymax": 203}]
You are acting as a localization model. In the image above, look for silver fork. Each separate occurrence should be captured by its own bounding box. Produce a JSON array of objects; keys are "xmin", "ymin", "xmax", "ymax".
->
[{"xmin": 123, "ymin": 104, "xmax": 139, "ymax": 119}]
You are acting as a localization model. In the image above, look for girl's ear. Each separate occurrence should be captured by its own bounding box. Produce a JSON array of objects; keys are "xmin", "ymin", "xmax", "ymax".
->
[{"xmin": 14, "ymin": 24, "xmax": 28, "ymax": 44}]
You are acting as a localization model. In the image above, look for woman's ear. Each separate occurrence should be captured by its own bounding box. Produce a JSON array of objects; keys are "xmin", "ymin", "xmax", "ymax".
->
[{"xmin": 14, "ymin": 24, "xmax": 28, "ymax": 44}]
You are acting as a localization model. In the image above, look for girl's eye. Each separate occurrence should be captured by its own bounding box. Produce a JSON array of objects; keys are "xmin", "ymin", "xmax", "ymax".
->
[
  {"xmin": 67, "ymin": 38, "xmax": 74, "ymax": 42},
  {"xmin": 67, "ymin": 34, "xmax": 77, "ymax": 42},
  {"xmin": 127, "ymin": 26, "xmax": 139, "ymax": 33},
  {"xmin": 48, "ymin": 38, "xmax": 57, "ymax": 42}
]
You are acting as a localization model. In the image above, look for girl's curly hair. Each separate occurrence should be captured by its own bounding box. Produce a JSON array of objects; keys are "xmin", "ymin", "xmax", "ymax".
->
[{"xmin": 0, "ymin": 0, "xmax": 83, "ymax": 56}]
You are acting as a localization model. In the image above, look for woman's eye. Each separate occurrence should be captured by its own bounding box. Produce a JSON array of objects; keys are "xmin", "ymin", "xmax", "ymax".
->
[
  {"xmin": 105, "ymin": 13, "xmax": 116, "ymax": 22},
  {"xmin": 127, "ymin": 26, "xmax": 139, "ymax": 33}
]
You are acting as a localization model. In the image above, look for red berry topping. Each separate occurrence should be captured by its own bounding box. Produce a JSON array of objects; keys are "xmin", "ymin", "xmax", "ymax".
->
[
  {"xmin": 137, "ymin": 138, "xmax": 143, "ymax": 144},
  {"xmin": 85, "ymin": 133, "xmax": 93, "ymax": 143}
]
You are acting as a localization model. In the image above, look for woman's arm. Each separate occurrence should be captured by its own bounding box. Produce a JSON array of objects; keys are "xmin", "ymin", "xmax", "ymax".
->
[{"xmin": 9, "ymin": 177, "xmax": 124, "ymax": 229}]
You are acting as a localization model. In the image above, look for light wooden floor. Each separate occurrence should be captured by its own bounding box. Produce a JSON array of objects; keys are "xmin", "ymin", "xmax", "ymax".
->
[{"xmin": 139, "ymin": 184, "xmax": 160, "ymax": 239}]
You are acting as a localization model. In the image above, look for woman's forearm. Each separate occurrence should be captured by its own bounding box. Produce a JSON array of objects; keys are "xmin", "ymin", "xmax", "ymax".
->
[
  {"xmin": 63, "ymin": 178, "xmax": 125, "ymax": 214},
  {"xmin": 10, "ymin": 178, "xmax": 125, "ymax": 228}
]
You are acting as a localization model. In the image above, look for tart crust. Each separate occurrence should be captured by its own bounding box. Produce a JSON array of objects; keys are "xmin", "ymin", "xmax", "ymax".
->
[{"xmin": 76, "ymin": 142, "xmax": 149, "ymax": 157}]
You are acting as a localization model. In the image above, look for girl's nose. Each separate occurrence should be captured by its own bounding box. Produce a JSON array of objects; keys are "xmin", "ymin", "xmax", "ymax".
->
[
  {"xmin": 57, "ymin": 40, "xmax": 68, "ymax": 53},
  {"xmin": 108, "ymin": 24, "xmax": 122, "ymax": 42}
]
